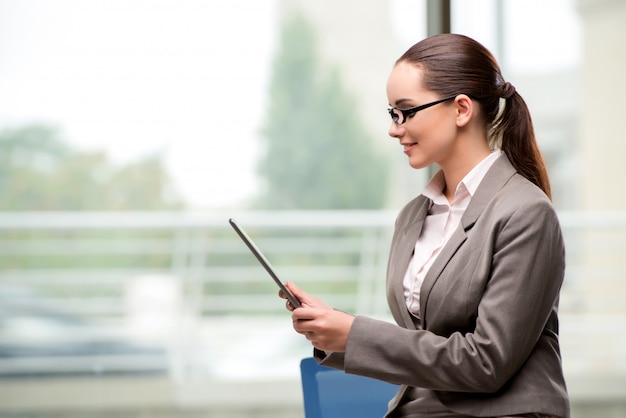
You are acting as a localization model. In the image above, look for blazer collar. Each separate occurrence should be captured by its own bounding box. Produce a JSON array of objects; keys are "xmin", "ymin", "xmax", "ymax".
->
[{"xmin": 460, "ymin": 153, "xmax": 517, "ymax": 230}]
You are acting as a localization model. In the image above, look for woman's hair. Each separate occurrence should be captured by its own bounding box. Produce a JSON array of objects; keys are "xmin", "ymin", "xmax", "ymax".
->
[{"xmin": 397, "ymin": 33, "xmax": 551, "ymax": 199}]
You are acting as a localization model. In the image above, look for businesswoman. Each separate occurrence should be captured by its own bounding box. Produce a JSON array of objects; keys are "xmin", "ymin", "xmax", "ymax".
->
[{"xmin": 281, "ymin": 33, "xmax": 569, "ymax": 418}]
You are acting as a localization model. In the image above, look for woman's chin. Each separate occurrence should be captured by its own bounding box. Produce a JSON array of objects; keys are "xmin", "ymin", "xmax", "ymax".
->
[{"xmin": 407, "ymin": 158, "xmax": 429, "ymax": 170}]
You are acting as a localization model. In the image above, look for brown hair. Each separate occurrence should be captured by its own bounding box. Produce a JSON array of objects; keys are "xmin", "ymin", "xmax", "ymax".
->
[{"xmin": 397, "ymin": 33, "xmax": 551, "ymax": 199}]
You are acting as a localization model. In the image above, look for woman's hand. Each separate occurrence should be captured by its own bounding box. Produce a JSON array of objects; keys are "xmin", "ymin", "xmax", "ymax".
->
[{"xmin": 279, "ymin": 281, "xmax": 355, "ymax": 353}]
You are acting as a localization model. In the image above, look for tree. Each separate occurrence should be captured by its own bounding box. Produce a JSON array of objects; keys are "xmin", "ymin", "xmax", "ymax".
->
[
  {"xmin": 255, "ymin": 13, "xmax": 389, "ymax": 209},
  {"xmin": 0, "ymin": 124, "xmax": 184, "ymax": 210}
]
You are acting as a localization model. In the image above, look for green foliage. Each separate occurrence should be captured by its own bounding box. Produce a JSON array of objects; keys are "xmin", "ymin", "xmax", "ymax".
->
[
  {"xmin": 255, "ymin": 13, "xmax": 390, "ymax": 209},
  {"xmin": 0, "ymin": 124, "xmax": 184, "ymax": 210}
]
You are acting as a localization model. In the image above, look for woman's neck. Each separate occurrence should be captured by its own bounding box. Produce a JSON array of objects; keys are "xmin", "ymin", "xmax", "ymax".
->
[{"xmin": 439, "ymin": 142, "xmax": 491, "ymax": 202}]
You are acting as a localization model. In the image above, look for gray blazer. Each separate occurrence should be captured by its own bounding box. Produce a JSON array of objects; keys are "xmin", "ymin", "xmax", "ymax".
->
[{"xmin": 317, "ymin": 155, "xmax": 570, "ymax": 417}]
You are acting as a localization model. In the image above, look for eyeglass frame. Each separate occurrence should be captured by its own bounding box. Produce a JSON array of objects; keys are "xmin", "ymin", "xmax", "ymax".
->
[{"xmin": 388, "ymin": 95, "xmax": 457, "ymax": 126}]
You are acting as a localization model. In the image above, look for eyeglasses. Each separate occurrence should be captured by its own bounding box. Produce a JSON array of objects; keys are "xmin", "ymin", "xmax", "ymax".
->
[{"xmin": 388, "ymin": 95, "xmax": 457, "ymax": 125}]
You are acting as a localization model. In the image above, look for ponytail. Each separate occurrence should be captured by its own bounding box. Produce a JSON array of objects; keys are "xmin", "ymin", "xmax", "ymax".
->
[{"xmin": 493, "ymin": 86, "xmax": 552, "ymax": 199}]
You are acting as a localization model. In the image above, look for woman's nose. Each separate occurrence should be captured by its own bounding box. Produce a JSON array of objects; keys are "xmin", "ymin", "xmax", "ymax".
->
[{"xmin": 388, "ymin": 122, "xmax": 403, "ymax": 139}]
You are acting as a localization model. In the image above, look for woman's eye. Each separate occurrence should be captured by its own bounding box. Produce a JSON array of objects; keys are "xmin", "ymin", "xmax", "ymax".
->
[{"xmin": 405, "ymin": 110, "xmax": 418, "ymax": 119}]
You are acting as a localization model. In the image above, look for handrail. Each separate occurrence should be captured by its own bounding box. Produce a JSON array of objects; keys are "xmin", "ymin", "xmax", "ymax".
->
[{"xmin": 0, "ymin": 210, "xmax": 625, "ymax": 382}]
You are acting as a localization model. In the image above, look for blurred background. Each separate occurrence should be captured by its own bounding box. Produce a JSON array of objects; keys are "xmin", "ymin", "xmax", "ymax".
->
[{"xmin": 0, "ymin": 0, "xmax": 624, "ymax": 417}]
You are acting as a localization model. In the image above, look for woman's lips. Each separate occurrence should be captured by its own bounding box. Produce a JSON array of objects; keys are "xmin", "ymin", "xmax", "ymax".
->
[{"xmin": 403, "ymin": 143, "xmax": 417, "ymax": 154}]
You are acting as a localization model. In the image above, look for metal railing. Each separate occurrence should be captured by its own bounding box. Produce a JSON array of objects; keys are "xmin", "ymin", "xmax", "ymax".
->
[
  {"xmin": 1, "ymin": 210, "xmax": 625, "ymax": 314},
  {"xmin": 0, "ymin": 210, "xmax": 625, "ymax": 390},
  {"xmin": 0, "ymin": 211, "xmax": 398, "ymax": 318}
]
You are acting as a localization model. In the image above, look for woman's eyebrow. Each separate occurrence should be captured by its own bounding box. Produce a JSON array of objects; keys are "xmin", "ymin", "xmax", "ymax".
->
[{"xmin": 391, "ymin": 98, "xmax": 416, "ymax": 107}]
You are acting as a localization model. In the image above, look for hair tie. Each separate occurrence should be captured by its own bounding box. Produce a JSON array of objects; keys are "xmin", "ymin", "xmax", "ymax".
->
[{"xmin": 501, "ymin": 82, "xmax": 516, "ymax": 99}]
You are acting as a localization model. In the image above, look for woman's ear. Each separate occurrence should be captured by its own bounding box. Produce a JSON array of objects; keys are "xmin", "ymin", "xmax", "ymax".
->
[{"xmin": 454, "ymin": 94, "xmax": 473, "ymax": 127}]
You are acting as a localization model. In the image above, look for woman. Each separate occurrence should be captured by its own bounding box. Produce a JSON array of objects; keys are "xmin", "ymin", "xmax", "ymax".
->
[{"xmin": 281, "ymin": 33, "xmax": 569, "ymax": 418}]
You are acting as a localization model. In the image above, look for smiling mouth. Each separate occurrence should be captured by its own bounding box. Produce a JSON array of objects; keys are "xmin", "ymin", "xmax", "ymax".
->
[{"xmin": 403, "ymin": 143, "xmax": 417, "ymax": 153}]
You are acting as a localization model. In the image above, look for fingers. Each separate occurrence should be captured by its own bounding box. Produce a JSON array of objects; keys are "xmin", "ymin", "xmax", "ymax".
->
[
  {"xmin": 291, "ymin": 317, "xmax": 309, "ymax": 337},
  {"xmin": 286, "ymin": 281, "xmax": 330, "ymax": 310},
  {"xmin": 280, "ymin": 282, "xmax": 309, "ymax": 311},
  {"xmin": 291, "ymin": 309, "xmax": 354, "ymax": 353},
  {"xmin": 285, "ymin": 281, "xmax": 306, "ymax": 302},
  {"xmin": 279, "ymin": 288, "xmax": 298, "ymax": 312},
  {"xmin": 291, "ymin": 311, "xmax": 326, "ymax": 348}
]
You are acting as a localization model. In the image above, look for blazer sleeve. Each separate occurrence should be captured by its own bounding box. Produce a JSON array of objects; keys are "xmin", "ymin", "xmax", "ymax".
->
[{"xmin": 337, "ymin": 187, "xmax": 565, "ymax": 393}]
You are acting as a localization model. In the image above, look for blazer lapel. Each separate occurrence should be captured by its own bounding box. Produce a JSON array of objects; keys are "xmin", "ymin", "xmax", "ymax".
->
[
  {"xmin": 388, "ymin": 195, "xmax": 431, "ymax": 330},
  {"xmin": 419, "ymin": 154, "xmax": 517, "ymax": 325}
]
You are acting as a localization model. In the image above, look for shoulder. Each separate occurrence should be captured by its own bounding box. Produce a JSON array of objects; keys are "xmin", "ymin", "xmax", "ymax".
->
[
  {"xmin": 476, "ymin": 153, "xmax": 556, "ymax": 219},
  {"xmin": 467, "ymin": 157, "xmax": 561, "ymax": 241},
  {"xmin": 479, "ymin": 174, "xmax": 563, "ymax": 252},
  {"xmin": 496, "ymin": 173, "xmax": 555, "ymax": 218}
]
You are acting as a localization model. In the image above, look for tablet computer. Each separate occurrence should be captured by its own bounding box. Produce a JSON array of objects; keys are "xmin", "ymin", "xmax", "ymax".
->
[{"xmin": 228, "ymin": 218, "xmax": 301, "ymax": 308}]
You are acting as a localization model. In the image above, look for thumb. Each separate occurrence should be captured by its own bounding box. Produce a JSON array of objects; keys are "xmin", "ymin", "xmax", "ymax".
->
[{"xmin": 285, "ymin": 281, "xmax": 314, "ymax": 307}]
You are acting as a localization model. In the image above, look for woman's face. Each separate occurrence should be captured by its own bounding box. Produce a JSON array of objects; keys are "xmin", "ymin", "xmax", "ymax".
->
[{"xmin": 386, "ymin": 61, "xmax": 458, "ymax": 170}]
